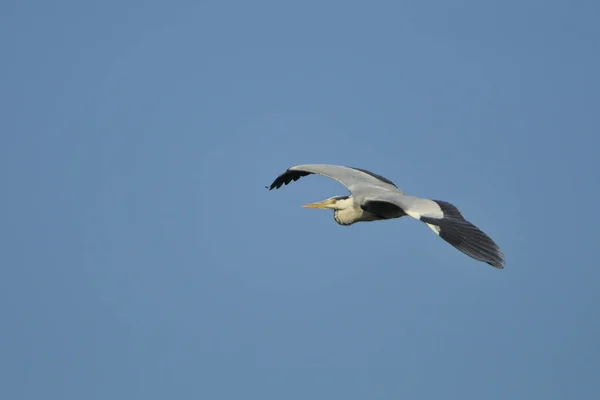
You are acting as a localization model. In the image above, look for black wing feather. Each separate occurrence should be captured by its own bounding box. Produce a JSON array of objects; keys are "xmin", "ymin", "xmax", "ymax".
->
[
  {"xmin": 267, "ymin": 169, "xmax": 312, "ymax": 190},
  {"xmin": 267, "ymin": 165, "xmax": 396, "ymax": 190},
  {"xmin": 421, "ymin": 200, "xmax": 504, "ymax": 269}
]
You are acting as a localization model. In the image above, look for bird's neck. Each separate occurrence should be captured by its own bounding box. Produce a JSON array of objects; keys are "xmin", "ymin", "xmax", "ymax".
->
[{"xmin": 333, "ymin": 197, "xmax": 362, "ymax": 225}]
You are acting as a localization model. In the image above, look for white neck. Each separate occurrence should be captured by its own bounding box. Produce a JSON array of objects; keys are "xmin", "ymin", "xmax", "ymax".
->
[{"xmin": 332, "ymin": 197, "xmax": 363, "ymax": 225}]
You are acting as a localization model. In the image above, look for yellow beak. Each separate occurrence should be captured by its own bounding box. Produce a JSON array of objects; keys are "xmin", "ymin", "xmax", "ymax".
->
[{"xmin": 302, "ymin": 199, "xmax": 336, "ymax": 209}]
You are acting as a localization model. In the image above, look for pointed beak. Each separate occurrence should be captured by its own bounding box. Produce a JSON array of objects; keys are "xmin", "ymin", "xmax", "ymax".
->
[{"xmin": 302, "ymin": 199, "xmax": 336, "ymax": 209}]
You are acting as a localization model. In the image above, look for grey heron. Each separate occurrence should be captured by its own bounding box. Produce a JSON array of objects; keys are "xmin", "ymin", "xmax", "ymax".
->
[{"xmin": 267, "ymin": 164, "xmax": 504, "ymax": 269}]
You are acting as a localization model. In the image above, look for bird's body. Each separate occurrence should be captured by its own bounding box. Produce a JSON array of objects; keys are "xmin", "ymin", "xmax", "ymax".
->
[
  {"xmin": 323, "ymin": 195, "xmax": 406, "ymax": 225},
  {"xmin": 267, "ymin": 164, "xmax": 504, "ymax": 269}
]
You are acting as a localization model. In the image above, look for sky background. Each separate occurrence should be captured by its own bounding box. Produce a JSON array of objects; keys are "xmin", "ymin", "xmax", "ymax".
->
[{"xmin": 1, "ymin": 0, "xmax": 599, "ymax": 399}]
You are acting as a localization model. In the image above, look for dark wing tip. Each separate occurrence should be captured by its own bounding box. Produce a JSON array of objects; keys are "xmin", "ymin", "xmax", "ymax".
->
[
  {"xmin": 442, "ymin": 220, "xmax": 504, "ymax": 269},
  {"xmin": 428, "ymin": 200, "xmax": 504, "ymax": 269},
  {"xmin": 485, "ymin": 247, "xmax": 505, "ymax": 269},
  {"xmin": 267, "ymin": 169, "xmax": 312, "ymax": 191},
  {"xmin": 422, "ymin": 214, "xmax": 504, "ymax": 269},
  {"xmin": 488, "ymin": 260, "xmax": 505, "ymax": 269}
]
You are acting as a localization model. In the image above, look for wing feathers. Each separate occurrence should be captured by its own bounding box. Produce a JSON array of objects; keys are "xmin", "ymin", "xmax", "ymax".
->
[
  {"xmin": 267, "ymin": 164, "xmax": 398, "ymax": 191},
  {"xmin": 268, "ymin": 169, "xmax": 311, "ymax": 190},
  {"xmin": 419, "ymin": 200, "xmax": 504, "ymax": 269}
]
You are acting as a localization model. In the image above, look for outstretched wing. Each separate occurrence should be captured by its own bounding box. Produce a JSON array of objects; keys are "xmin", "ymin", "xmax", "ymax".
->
[
  {"xmin": 267, "ymin": 164, "xmax": 399, "ymax": 192},
  {"xmin": 365, "ymin": 192, "xmax": 505, "ymax": 269}
]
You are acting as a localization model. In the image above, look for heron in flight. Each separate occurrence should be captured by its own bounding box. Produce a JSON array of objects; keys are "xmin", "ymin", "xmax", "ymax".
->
[{"xmin": 267, "ymin": 164, "xmax": 504, "ymax": 269}]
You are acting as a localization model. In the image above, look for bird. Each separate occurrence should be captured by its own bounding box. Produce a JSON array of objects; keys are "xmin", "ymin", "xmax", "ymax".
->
[{"xmin": 267, "ymin": 164, "xmax": 504, "ymax": 269}]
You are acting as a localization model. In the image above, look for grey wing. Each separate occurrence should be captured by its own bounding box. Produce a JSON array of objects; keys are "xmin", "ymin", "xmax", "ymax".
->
[
  {"xmin": 267, "ymin": 164, "xmax": 400, "ymax": 192},
  {"xmin": 364, "ymin": 191, "xmax": 505, "ymax": 269}
]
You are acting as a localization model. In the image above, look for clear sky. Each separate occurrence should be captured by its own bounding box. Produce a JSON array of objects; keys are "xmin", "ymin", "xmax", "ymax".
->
[{"xmin": 1, "ymin": 1, "xmax": 599, "ymax": 399}]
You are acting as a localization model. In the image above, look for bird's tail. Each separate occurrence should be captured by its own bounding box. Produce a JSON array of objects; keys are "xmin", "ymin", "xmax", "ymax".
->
[{"xmin": 420, "ymin": 201, "xmax": 504, "ymax": 269}]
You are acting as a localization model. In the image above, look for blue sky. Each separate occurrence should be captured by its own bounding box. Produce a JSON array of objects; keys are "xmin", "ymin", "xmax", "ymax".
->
[{"xmin": 1, "ymin": 0, "xmax": 599, "ymax": 399}]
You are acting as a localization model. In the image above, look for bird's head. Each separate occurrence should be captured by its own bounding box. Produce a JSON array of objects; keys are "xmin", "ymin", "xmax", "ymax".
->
[{"xmin": 302, "ymin": 195, "xmax": 351, "ymax": 210}]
